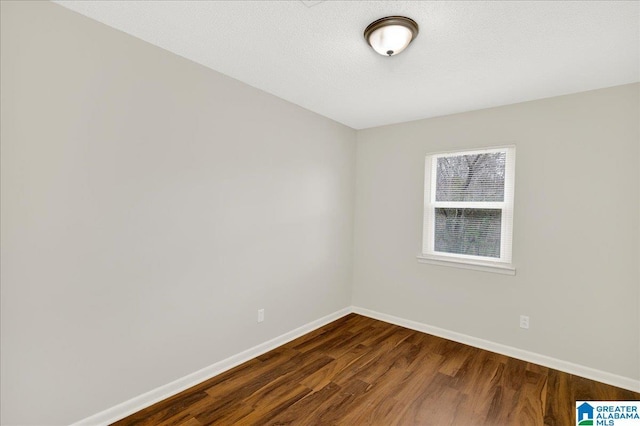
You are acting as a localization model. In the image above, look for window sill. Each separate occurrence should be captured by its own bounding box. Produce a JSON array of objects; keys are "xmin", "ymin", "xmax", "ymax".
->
[{"xmin": 416, "ymin": 254, "xmax": 516, "ymax": 275}]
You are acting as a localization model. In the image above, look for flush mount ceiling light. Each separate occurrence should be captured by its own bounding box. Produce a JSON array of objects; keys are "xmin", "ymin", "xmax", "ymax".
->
[{"xmin": 364, "ymin": 16, "xmax": 419, "ymax": 57}]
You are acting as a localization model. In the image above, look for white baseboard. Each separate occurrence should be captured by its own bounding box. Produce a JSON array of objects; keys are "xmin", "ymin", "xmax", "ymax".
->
[
  {"xmin": 72, "ymin": 304, "xmax": 639, "ymax": 425},
  {"xmin": 351, "ymin": 306, "xmax": 640, "ymax": 393},
  {"xmin": 70, "ymin": 307, "xmax": 352, "ymax": 426}
]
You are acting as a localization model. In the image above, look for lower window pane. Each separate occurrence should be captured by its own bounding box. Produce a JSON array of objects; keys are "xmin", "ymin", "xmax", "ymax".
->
[{"xmin": 434, "ymin": 208, "xmax": 502, "ymax": 258}]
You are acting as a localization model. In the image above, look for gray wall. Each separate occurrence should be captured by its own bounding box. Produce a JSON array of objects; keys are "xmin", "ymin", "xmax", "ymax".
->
[
  {"xmin": 353, "ymin": 83, "xmax": 640, "ymax": 382},
  {"xmin": 0, "ymin": 2, "xmax": 355, "ymax": 424}
]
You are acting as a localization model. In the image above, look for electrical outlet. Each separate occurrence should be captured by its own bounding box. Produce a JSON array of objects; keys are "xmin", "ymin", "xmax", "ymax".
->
[
  {"xmin": 519, "ymin": 315, "xmax": 529, "ymax": 329},
  {"xmin": 257, "ymin": 309, "xmax": 264, "ymax": 323}
]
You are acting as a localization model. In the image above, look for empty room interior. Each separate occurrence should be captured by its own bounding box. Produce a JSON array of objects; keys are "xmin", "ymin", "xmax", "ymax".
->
[{"xmin": 1, "ymin": 1, "xmax": 639, "ymax": 425}]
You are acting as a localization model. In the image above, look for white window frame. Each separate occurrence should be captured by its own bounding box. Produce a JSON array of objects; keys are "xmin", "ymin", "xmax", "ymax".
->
[{"xmin": 417, "ymin": 145, "xmax": 516, "ymax": 275}]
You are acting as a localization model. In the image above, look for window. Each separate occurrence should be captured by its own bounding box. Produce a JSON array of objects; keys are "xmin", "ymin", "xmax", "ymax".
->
[{"xmin": 419, "ymin": 146, "xmax": 516, "ymax": 274}]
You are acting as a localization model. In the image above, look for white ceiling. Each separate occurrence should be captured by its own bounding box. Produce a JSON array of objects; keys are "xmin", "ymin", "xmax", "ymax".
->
[{"xmin": 54, "ymin": 1, "xmax": 639, "ymax": 130}]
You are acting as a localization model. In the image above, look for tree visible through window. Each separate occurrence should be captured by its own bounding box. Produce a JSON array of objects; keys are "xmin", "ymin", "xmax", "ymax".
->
[{"xmin": 422, "ymin": 147, "xmax": 515, "ymax": 264}]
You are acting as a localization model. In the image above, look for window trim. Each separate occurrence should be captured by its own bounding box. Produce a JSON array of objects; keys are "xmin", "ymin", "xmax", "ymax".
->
[
  {"xmin": 420, "ymin": 145, "xmax": 516, "ymax": 274},
  {"xmin": 416, "ymin": 254, "xmax": 516, "ymax": 275}
]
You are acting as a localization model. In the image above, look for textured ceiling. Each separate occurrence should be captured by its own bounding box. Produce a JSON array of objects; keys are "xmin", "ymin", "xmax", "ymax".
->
[{"xmin": 54, "ymin": 1, "xmax": 639, "ymax": 129}]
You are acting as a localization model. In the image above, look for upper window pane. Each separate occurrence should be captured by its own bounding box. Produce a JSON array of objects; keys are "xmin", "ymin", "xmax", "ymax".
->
[{"xmin": 436, "ymin": 152, "xmax": 506, "ymax": 202}]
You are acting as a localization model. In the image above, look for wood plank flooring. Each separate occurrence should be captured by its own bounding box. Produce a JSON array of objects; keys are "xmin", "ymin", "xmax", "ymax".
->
[{"xmin": 113, "ymin": 314, "xmax": 639, "ymax": 426}]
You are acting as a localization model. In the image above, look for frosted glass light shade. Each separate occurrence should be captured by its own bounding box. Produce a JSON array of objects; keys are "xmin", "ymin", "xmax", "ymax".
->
[
  {"xmin": 364, "ymin": 16, "xmax": 419, "ymax": 57},
  {"xmin": 368, "ymin": 25, "xmax": 412, "ymax": 56}
]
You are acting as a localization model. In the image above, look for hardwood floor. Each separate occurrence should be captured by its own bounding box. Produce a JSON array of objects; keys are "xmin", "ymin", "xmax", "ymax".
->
[{"xmin": 113, "ymin": 314, "xmax": 639, "ymax": 426}]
